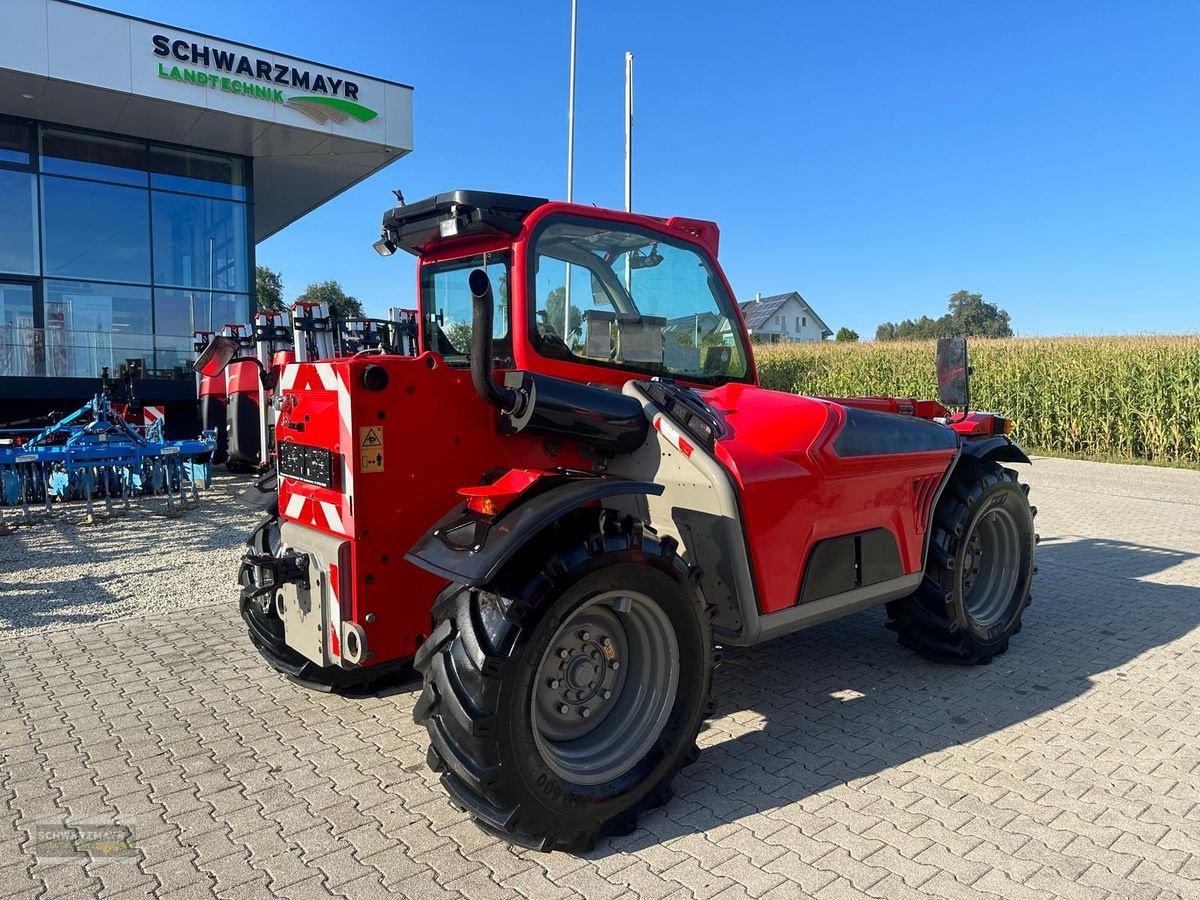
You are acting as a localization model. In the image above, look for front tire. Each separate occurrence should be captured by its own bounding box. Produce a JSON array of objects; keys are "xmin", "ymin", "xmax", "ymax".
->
[
  {"xmin": 887, "ymin": 458, "xmax": 1036, "ymax": 664},
  {"xmin": 413, "ymin": 512, "xmax": 714, "ymax": 852}
]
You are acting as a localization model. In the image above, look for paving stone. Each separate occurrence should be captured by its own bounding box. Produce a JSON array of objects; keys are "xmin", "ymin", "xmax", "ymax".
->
[{"xmin": 4, "ymin": 458, "xmax": 1200, "ymax": 899}]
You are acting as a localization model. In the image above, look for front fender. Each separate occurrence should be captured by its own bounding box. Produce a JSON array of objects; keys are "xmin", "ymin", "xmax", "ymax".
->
[
  {"xmin": 961, "ymin": 435, "xmax": 1032, "ymax": 465},
  {"xmin": 405, "ymin": 476, "xmax": 664, "ymax": 587}
]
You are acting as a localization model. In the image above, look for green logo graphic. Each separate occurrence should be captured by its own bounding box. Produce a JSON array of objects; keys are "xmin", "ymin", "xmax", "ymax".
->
[{"xmin": 285, "ymin": 96, "xmax": 377, "ymax": 124}]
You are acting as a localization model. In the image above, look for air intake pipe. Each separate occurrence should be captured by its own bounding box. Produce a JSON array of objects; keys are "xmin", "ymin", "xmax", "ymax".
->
[{"xmin": 467, "ymin": 269, "xmax": 648, "ymax": 456}]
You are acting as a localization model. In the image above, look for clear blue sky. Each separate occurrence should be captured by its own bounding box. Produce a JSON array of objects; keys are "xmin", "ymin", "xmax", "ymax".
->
[{"xmin": 106, "ymin": 0, "xmax": 1198, "ymax": 338}]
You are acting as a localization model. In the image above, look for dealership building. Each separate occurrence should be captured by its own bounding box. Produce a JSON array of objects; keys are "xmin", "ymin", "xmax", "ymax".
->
[{"xmin": 0, "ymin": 0, "xmax": 413, "ymax": 430}]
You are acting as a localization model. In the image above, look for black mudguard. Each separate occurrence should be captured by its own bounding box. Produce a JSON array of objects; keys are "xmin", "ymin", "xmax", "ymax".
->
[
  {"xmin": 405, "ymin": 476, "xmax": 664, "ymax": 587},
  {"xmin": 961, "ymin": 435, "xmax": 1032, "ymax": 465}
]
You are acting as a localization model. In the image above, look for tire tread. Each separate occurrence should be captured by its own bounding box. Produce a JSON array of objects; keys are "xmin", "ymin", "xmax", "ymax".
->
[{"xmin": 413, "ymin": 511, "xmax": 712, "ymax": 852}]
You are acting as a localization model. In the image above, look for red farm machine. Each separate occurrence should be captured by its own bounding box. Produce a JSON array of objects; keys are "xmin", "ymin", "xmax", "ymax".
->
[
  {"xmin": 197, "ymin": 191, "xmax": 1037, "ymax": 852},
  {"xmin": 194, "ymin": 304, "xmax": 418, "ymax": 472}
]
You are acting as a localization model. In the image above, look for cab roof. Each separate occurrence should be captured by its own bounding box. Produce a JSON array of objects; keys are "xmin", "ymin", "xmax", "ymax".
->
[{"xmin": 380, "ymin": 190, "xmax": 549, "ymax": 256}]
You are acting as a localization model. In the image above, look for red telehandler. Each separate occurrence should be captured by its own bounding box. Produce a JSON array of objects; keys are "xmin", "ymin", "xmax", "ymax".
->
[{"xmin": 196, "ymin": 191, "xmax": 1036, "ymax": 852}]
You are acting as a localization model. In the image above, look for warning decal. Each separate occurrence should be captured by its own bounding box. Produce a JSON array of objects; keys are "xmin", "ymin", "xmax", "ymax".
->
[{"xmin": 359, "ymin": 426, "xmax": 384, "ymax": 473}]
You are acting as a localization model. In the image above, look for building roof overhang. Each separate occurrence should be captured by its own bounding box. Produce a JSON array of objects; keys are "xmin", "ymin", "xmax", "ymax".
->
[{"xmin": 0, "ymin": 0, "xmax": 413, "ymax": 241}]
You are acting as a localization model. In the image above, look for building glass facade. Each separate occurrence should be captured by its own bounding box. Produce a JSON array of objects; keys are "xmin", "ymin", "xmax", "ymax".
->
[{"xmin": 0, "ymin": 114, "xmax": 252, "ymax": 381}]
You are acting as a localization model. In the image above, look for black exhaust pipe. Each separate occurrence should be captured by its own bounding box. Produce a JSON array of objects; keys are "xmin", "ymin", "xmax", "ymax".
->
[
  {"xmin": 467, "ymin": 268, "xmax": 648, "ymax": 455},
  {"xmin": 469, "ymin": 269, "xmax": 522, "ymax": 413}
]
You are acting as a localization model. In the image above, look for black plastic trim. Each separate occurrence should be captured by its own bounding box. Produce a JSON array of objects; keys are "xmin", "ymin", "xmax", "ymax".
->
[
  {"xmin": 833, "ymin": 406, "xmax": 959, "ymax": 457},
  {"xmin": 405, "ymin": 477, "xmax": 664, "ymax": 587},
  {"xmin": 637, "ymin": 380, "xmax": 725, "ymax": 452},
  {"xmin": 382, "ymin": 191, "xmax": 548, "ymax": 255},
  {"xmin": 503, "ymin": 371, "xmax": 649, "ymax": 455},
  {"xmin": 960, "ymin": 435, "xmax": 1032, "ymax": 465}
]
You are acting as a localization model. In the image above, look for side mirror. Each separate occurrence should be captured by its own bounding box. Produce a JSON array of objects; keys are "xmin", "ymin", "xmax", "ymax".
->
[
  {"xmin": 936, "ymin": 337, "xmax": 970, "ymax": 409},
  {"xmin": 193, "ymin": 334, "xmax": 240, "ymax": 378}
]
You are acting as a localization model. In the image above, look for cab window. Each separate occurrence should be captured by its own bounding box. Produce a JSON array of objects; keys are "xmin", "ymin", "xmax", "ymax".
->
[
  {"xmin": 530, "ymin": 218, "xmax": 749, "ymax": 383},
  {"xmin": 419, "ymin": 252, "xmax": 510, "ymax": 365}
]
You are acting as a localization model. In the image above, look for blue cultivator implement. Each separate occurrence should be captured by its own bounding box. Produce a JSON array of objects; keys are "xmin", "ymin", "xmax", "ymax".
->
[{"xmin": 0, "ymin": 371, "xmax": 216, "ymax": 532}]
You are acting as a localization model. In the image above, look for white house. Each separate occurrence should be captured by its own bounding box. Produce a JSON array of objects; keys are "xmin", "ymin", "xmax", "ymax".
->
[{"xmin": 739, "ymin": 292, "xmax": 831, "ymax": 343}]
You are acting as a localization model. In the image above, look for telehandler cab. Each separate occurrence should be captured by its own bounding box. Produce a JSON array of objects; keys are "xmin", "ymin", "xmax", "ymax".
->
[{"xmin": 201, "ymin": 191, "xmax": 1036, "ymax": 851}]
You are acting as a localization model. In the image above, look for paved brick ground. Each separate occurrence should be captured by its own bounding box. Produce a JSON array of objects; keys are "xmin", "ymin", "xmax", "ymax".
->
[{"xmin": 1, "ymin": 457, "xmax": 1198, "ymax": 899}]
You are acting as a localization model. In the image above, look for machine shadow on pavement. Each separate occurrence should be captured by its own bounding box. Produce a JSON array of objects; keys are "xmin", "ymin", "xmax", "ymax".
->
[{"xmin": 589, "ymin": 535, "xmax": 1199, "ymax": 855}]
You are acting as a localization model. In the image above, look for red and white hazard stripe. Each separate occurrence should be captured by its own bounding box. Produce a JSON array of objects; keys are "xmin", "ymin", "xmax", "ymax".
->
[
  {"xmin": 276, "ymin": 362, "xmax": 355, "ymax": 539},
  {"xmin": 327, "ymin": 560, "xmax": 343, "ymax": 662},
  {"xmin": 653, "ymin": 413, "xmax": 695, "ymax": 458}
]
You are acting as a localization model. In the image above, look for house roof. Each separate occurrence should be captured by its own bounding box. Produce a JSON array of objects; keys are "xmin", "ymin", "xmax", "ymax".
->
[{"xmin": 738, "ymin": 292, "xmax": 832, "ymax": 337}]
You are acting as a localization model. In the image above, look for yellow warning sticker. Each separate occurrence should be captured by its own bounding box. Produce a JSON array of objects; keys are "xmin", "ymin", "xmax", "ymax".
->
[{"xmin": 359, "ymin": 426, "xmax": 384, "ymax": 473}]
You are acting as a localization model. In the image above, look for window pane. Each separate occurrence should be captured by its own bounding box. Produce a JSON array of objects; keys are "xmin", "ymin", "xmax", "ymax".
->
[
  {"xmin": 41, "ymin": 128, "xmax": 147, "ymax": 186},
  {"xmin": 153, "ymin": 288, "xmax": 202, "ymax": 339},
  {"xmin": 0, "ymin": 170, "xmax": 38, "ymax": 274},
  {"xmin": 0, "ymin": 118, "xmax": 32, "ymax": 166},
  {"xmin": 211, "ymin": 292, "xmax": 250, "ymax": 332},
  {"xmin": 42, "ymin": 176, "xmax": 151, "ymax": 283},
  {"xmin": 152, "ymin": 192, "xmax": 248, "ymax": 291},
  {"xmin": 150, "ymin": 146, "xmax": 245, "ymax": 200},
  {"xmin": 153, "ymin": 333, "xmax": 196, "ymax": 376},
  {"xmin": 532, "ymin": 219, "xmax": 748, "ymax": 382},
  {"xmin": 419, "ymin": 255, "xmax": 509, "ymax": 361},
  {"xmin": 43, "ymin": 280, "xmax": 152, "ymax": 378},
  {"xmin": 0, "ymin": 283, "xmax": 36, "ymax": 377}
]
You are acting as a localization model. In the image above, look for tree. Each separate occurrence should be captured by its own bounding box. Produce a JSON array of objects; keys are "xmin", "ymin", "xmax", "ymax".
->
[
  {"xmin": 444, "ymin": 321, "xmax": 472, "ymax": 353},
  {"xmin": 296, "ymin": 280, "xmax": 364, "ymax": 319},
  {"xmin": 946, "ymin": 290, "xmax": 1012, "ymax": 338},
  {"xmin": 256, "ymin": 265, "xmax": 284, "ymax": 312},
  {"xmin": 875, "ymin": 290, "xmax": 1012, "ymax": 341},
  {"xmin": 835, "ymin": 327, "xmax": 860, "ymax": 342},
  {"xmin": 542, "ymin": 286, "xmax": 582, "ymax": 341}
]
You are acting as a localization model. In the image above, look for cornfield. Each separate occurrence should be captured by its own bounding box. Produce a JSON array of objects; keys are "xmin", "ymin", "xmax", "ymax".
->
[{"xmin": 754, "ymin": 336, "xmax": 1200, "ymax": 467}]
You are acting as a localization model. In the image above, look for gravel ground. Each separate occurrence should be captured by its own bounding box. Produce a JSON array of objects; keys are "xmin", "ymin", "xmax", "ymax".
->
[{"xmin": 0, "ymin": 471, "xmax": 262, "ymax": 633}]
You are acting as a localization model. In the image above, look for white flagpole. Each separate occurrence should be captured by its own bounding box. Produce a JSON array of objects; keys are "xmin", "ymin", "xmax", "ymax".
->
[{"xmin": 564, "ymin": 0, "xmax": 578, "ymax": 338}]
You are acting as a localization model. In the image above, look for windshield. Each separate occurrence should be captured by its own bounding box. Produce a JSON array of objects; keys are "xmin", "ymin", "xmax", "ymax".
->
[{"xmin": 530, "ymin": 218, "xmax": 750, "ymax": 383}]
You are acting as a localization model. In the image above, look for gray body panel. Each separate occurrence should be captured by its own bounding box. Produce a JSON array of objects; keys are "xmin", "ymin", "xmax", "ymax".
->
[{"xmin": 278, "ymin": 520, "xmax": 346, "ymax": 668}]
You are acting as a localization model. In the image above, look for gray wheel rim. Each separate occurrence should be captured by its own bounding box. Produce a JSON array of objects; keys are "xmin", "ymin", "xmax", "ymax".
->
[
  {"xmin": 961, "ymin": 504, "xmax": 1022, "ymax": 628},
  {"xmin": 531, "ymin": 589, "xmax": 679, "ymax": 786}
]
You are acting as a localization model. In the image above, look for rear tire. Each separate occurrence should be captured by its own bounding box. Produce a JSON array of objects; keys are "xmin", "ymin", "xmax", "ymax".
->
[
  {"xmin": 412, "ymin": 511, "xmax": 714, "ymax": 852},
  {"xmin": 886, "ymin": 458, "xmax": 1035, "ymax": 664}
]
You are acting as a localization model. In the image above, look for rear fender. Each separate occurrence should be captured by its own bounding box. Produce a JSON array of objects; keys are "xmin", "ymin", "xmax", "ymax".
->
[
  {"xmin": 961, "ymin": 435, "xmax": 1032, "ymax": 466},
  {"xmin": 405, "ymin": 476, "xmax": 664, "ymax": 587}
]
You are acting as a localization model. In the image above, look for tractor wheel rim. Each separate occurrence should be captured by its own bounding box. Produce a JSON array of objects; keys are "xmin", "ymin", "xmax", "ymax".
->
[
  {"xmin": 531, "ymin": 589, "xmax": 679, "ymax": 786},
  {"xmin": 961, "ymin": 505, "xmax": 1022, "ymax": 628}
]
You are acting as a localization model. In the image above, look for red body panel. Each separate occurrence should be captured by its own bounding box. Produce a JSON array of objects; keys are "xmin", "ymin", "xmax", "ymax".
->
[
  {"xmin": 272, "ymin": 198, "xmax": 966, "ymax": 668},
  {"xmin": 198, "ymin": 370, "xmax": 226, "ymax": 398},
  {"xmin": 824, "ymin": 397, "xmax": 949, "ymax": 420},
  {"xmin": 950, "ymin": 411, "xmax": 1006, "ymax": 436},
  {"xmin": 226, "ymin": 359, "xmax": 260, "ymax": 396},
  {"xmin": 276, "ymin": 353, "xmax": 591, "ymax": 665},
  {"xmin": 704, "ymin": 384, "xmax": 956, "ymax": 614},
  {"xmin": 414, "ymin": 203, "xmax": 760, "ymax": 392}
]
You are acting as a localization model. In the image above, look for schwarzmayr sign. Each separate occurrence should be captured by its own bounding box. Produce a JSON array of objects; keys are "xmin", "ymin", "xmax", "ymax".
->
[{"xmin": 152, "ymin": 35, "xmax": 378, "ymax": 125}]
